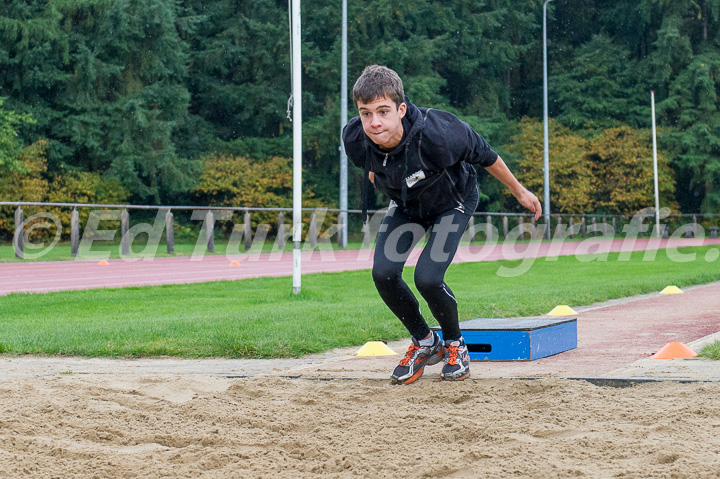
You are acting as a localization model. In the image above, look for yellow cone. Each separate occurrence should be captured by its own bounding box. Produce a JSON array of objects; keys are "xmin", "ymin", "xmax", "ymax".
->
[
  {"xmin": 355, "ymin": 341, "xmax": 397, "ymax": 357},
  {"xmin": 547, "ymin": 305, "xmax": 578, "ymax": 316},
  {"xmin": 660, "ymin": 286, "xmax": 683, "ymax": 295}
]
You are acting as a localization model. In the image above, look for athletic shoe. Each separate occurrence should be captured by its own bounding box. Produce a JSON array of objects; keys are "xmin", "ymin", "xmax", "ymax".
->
[
  {"xmin": 390, "ymin": 331, "xmax": 445, "ymax": 385},
  {"xmin": 440, "ymin": 337, "xmax": 470, "ymax": 381}
]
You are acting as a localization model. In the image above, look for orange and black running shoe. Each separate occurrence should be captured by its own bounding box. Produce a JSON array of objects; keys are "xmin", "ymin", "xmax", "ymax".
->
[
  {"xmin": 440, "ymin": 337, "xmax": 471, "ymax": 381},
  {"xmin": 390, "ymin": 331, "xmax": 444, "ymax": 385}
]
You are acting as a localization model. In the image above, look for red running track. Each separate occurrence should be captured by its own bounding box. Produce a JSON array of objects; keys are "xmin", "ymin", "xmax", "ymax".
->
[{"xmin": 1, "ymin": 237, "xmax": 718, "ymax": 296}]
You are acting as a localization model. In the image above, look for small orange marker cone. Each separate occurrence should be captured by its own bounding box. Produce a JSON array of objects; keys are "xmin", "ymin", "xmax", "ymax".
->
[
  {"xmin": 651, "ymin": 342, "xmax": 698, "ymax": 359},
  {"xmin": 97, "ymin": 260, "xmax": 109, "ymax": 266},
  {"xmin": 229, "ymin": 261, "xmax": 241, "ymax": 267}
]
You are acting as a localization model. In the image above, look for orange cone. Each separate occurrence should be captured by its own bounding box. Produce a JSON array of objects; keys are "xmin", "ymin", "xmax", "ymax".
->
[
  {"xmin": 651, "ymin": 342, "xmax": 698, "ymax": 359},
  {"xmin": 229, "ymin": 261, "xmax": 241, "ymax": 267},
  {"xmin": 97, "ymin": 260, "xmax": 109, "ymax": 266}
]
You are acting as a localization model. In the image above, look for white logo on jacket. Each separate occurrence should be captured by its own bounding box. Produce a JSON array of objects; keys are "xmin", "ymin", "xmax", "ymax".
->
[{"xmin": 405, "ymin": 170, "xmax": 426, "ymax": 188}]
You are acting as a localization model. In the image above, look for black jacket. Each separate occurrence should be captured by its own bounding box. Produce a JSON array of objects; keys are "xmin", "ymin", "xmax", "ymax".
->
[{"xmin": 342, "ymin": 97, "xmax": 498, "ymax": 220}]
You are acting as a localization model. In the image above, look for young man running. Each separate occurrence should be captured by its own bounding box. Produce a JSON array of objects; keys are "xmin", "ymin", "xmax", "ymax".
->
[{"xmin": 342, "ymin": 65, "xmax": 541, "ymax": 384}]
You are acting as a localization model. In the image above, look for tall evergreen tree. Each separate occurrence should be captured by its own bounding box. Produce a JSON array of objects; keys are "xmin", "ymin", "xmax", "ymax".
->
[
  {"xmin": 0, "ymin": 0, "xmax": 196, "ymax": 203},
  {"xmin": 551, "ymin": 35, "xmax": 647, "ymax": 130},
  {"xmin": 0, "ymin": 98, "xmax": 35, "ymax": 173}
]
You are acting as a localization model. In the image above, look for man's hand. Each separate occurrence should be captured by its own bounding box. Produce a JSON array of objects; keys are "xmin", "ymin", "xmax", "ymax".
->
[
  {"xmin": 368, "ymin": 171, "xmax": 375, "ymax": 184},
  {"xmin": 513, "ymin": 187, "xmax": 542, "ymax": 222}
]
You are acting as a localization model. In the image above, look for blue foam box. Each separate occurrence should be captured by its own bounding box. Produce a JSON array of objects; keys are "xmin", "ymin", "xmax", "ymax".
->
[{"xmin": 432, "ymin": 317, "xmax": 577, "ymax": 361}]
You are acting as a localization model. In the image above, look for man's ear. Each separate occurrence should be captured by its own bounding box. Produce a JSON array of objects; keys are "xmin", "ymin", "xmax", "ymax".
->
[{"xmin": 399, "ymin": 102, "xmax": 407, "ymax": 118}]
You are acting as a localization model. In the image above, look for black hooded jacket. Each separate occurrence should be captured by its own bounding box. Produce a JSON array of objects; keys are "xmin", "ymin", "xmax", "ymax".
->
[{"xmin": 342, "ymin": 97, "xmax": 498, "ymax": 220}]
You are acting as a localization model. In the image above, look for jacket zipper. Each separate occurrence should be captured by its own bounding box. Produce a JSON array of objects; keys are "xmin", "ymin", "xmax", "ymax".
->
[{"xmin": 383, "ymin": 153, "xmax": 388, "ymax": 167}]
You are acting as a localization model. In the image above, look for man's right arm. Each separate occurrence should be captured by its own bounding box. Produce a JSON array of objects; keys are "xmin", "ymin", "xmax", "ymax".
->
[{"xmin": 485, "ymin": 157, "xmax": 542, "ymax": 221}]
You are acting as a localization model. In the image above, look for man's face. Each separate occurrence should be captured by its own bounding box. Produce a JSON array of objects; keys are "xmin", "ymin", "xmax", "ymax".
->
[{"xmin": 357, "ymin": 96, "xmax": 407, "ymax": 150}]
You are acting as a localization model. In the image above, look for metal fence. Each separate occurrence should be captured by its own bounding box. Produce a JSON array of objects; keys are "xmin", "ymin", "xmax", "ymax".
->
[{"xmin": 2, "ymin": 201, "xmax": 719, "ymax": 260}]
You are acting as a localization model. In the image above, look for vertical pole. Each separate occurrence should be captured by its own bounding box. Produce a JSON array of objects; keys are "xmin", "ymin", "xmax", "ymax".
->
[
  {"xmin": 339, "ymin": 0, "xmax": 348, "ymax": 248},
  {"xmin": 337, "ymin": 212, "xmax": 344, "ymax": 247},
  {"xmin": 362, "ymin": 220, "xmax": 370, "ymax": 248},
  {"xmin": 244, "ymin": 210, "xmax": 252, "ymax": 251},
  {"xmin": 71, "ymin": 208, "xmax": 80, "ymax": 257},
  {"xmin": 165, "ymin": 210, "xmax": 175, "ymax": 254},
  {"xmin": 486, "ymin": 215, "xmax": 493, "ymax": 243},
  {"xmin": 206, "ymin": 210, "xmax": 215, "ymax": 253},
  {"xmin": 542, "ymin": 0, "xmax": 553, "ymax": 240},
  {"xmin": 291, "ymin": 0, "xmax": 302, "ymax": 294},
  {"xmin": 309, "ymin": 210, "xmax": 317, "ymax": 250},
  {"xmin": 121, "ymin": 209, "xmax": 130, "ymax": 256},
  {"xmin": 465, "ymin": 215, "xmax": 475, "ymax": 243},
  {"xmin": 555, "ymin": 215, "xmax": 561, "ymax": 238},
  {"xmin": 651, "ymin": 90, "xmax": 661, "ymax": 238},
  {"xmin": 13, "ymin": 206, "xmax": 24, "ymax": 259},
  {"xmin": 278, "ymin": 212, "xmax": 286, "ymax": 250}
]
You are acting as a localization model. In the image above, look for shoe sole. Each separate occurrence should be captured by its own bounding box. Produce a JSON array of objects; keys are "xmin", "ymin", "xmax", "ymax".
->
[
  {"xmin": 441, "ymin": 371, "xmax": 470, "ymax": 381},
  {"xmin": 391, "ymin": 365, "xmax": 425, "ymax": 385},
  {"xmin": 390, "ymin": 350, "xmax": 444, "ymax": 385}
]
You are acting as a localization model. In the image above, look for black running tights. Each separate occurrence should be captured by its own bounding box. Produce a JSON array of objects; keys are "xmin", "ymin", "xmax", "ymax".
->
[{"xmin": 372, "ymin": 187, "xmax": 479, "ymax": 342}]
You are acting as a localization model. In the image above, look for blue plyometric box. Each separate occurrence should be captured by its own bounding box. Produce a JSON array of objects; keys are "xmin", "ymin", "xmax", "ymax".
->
[{"xmin": 432, "ymin": 317, "xmax": 577, "ymax": 361}]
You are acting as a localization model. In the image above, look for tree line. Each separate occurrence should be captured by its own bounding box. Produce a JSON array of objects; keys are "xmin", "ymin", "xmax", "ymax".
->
[{"xmin": 1, "ymin": 0, "xmax": 718, "ymax": 221}]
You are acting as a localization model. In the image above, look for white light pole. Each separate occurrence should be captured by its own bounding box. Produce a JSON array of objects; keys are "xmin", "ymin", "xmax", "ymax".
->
[
  {"xmin": 291, "ymin": 0, "xmax": 302, "ymax": 294},
  {"xmin": 339, "ymin": 0, "xmax": 348, "ymax": 248},
  {"xmin": 542, "ymin": 0, "xmax": 553, "ymax": 239},
  {"xmin": 651, "ymin": 90, "xmax": 661, "ymax": 237}
]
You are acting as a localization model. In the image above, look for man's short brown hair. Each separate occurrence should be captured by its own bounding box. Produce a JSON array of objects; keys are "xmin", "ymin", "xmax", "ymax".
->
[{"xmin": 352, "ymin": 65, "xmax": 404, "ymax": 108}]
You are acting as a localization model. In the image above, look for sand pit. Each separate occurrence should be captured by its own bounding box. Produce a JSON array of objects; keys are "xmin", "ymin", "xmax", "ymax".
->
[
  {"xmin": 2, "ymin": 283, "xmax": 719, "ymax": 477},
  {"xmin": 2, "ymin": 374, "xmax": 720, "ymax": 478}
]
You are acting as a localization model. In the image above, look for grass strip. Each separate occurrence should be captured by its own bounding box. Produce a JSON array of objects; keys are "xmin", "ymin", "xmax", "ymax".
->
[
  {"xmin": 699, "ymin": 342, "xmax": 720, "ymax": 359},
  {"xmin": 0, "ymin": 246, "xmax": 719, "ymax": 358},
  {"xmin": 0, "ymin": 241, "xmax": 370, "ymax": 262},
  {"xmin": 0, "ymin": 234, "xmax": 601, "ymax": 263}
]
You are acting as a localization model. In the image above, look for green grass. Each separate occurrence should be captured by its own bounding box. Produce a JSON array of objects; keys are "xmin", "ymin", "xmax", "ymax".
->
[
  {"xmin": 0, "ymin": 240, "xmax": 370, "ymax": 262},
  {"xmin": 0, "ymin": 242, "xmax": 204, "ymax": 262},
  {"xmin": 0, "ymin": 233, "xmax": 599, "ymax": 263},
  {"xmin": 699, "ymin": 342, "xmax": 720, "ymax": 359},
  {"xmin": 0, "ymin": 246, "xmax": 719, "ymax": 358}
]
